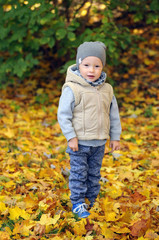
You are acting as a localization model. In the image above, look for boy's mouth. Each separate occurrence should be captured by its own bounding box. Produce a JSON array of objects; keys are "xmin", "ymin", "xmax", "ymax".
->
[{"xmin": 87, "ymin": 75, "xmax": 95, "ymax": 78}]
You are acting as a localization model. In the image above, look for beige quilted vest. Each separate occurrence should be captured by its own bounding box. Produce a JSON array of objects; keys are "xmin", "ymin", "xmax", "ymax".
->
[{"xmin": 62, "ymin": 65, "xmax": 113, "ymax": 140}]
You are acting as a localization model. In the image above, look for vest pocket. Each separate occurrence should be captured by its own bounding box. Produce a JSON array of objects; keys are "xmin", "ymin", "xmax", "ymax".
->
[{"xmin": 72, "ymin": 112, "xmax": 83, "ymax": 134}]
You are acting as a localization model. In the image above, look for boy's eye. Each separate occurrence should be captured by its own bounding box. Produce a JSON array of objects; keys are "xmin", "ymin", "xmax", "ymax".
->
[
  {"xmin": 84, "ymin": 64, "xmax": 89, "ymax": 67},
  {"xmin": 95, "ymin": 65, "xmax": 100, "ymax": 68}
]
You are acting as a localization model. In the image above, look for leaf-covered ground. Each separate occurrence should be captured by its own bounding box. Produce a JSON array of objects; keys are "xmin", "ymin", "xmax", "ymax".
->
[{"xmin": 0, "ymin": 30, "xmax": 159, "ymax": 240}]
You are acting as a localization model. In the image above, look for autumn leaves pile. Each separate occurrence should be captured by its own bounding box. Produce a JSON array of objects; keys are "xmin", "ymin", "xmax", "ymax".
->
[{"xmin": 0, "ymin": 31, "xmax": 159, "ymax": 239}]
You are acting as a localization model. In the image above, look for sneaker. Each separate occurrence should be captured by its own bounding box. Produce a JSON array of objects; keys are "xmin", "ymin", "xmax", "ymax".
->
[{"xmin": 72, "ymin": 202, "xmax": 90, "ymax": 218}]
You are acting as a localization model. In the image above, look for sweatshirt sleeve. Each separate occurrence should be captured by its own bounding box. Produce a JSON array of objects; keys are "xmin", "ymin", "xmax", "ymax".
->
[
  {"xmin": 57, "ymin": 87, "xmax": 76, "ymax": 141},
  {"xmin": 109, "ymin": 95, "xmax": 122, "ymax": 141}
]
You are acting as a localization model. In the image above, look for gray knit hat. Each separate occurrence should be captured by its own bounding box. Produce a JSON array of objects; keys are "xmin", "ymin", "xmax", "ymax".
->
[{"xmin": 76, "ymin": 41, "xmax": 106, "ymax": 68}]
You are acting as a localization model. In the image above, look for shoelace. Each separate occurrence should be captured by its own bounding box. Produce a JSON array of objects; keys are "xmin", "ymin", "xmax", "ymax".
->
[{"xmin": 73, "ymin": 203, "xmax": 89, "ymax": 213}]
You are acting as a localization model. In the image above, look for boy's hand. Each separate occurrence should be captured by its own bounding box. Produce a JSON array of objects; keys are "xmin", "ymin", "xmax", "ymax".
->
[
  {"xmin": 68, "ymin": 137, "xmax": 78, "ymax": 152},
  {"xmin": 110, "ymin": 140, "xmax": 120, "ymax": 153}
]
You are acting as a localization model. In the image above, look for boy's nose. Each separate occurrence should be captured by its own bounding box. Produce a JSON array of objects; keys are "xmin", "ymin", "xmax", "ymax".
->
[{"xmin": 90, "ymin": 66, "xmax": 94, "ymax": 72}]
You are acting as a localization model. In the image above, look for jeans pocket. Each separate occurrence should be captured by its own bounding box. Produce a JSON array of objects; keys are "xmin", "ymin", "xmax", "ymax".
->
[
  {"xmin": 66, "ymin": 144, "xmax": 88, "ymax": 155},
  {"xmin": 66, "ymin": 145, "xmax": 80, "ymax": 154}
]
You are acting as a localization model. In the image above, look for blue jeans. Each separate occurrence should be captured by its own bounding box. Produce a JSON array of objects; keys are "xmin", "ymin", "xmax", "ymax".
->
[{"xmin": 66, "ymin": 144, "xmax": 105, "ymax": 204}]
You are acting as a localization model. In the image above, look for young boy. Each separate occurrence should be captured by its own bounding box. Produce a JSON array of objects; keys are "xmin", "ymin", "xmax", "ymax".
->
[{"xmin": 58, "ymin": 41, "xmax": 121, "ymax": 218}]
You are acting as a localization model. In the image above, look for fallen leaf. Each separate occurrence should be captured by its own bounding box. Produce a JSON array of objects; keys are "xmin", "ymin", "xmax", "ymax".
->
[
  {"xmin": 9, "ymin": 206, "xmax": 30, "ymax": 220},
  {"xmin": 130, "ymin": 218, "xmax": 151, "ymax": 237},
  {"xmin": 38, "ymin": 213, "xmax": 60, "ymax": 226}
]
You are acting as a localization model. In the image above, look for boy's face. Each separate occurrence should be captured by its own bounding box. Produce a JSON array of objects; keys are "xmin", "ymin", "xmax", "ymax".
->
[{"xmin": 79, "ymin": 56, "xmax": 103, "ymax": 82}]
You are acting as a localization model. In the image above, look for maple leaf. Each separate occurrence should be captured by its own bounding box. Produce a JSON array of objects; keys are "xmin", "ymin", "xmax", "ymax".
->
[
  {"xmin": 107, "ymin": 186, "xmax": 123, "ymax": 199},
  {"xmin": 38, "ymin": 213, "xmax": 60, "ymax": 226},
  {"xmin": 72, "ymin": 219, "xmax": 87, "ymax": 236},
  {"xmin": 100, "ymin": 222, "xmax": 115, "ymax": 238},
  {"xmin": 0, "ymin": 21, "xmax": 158, "ymax": 240},
  {"xmin": 85, "ymin": 219, "xmax": 94, "ymax": 232},
  {"xmin": 106, "ymin": 212, "xmax": 116, "ymax": 222},
  {"xmin": 13, "ymin": 220, "xmax": 35, "ymax": 236},
  {"xmin": 130, "ymin": 218, "xmax": 151, "ymax": 237},
  {"xmin": 38, "ymin": 201, "xmax": 49, "ymax": 211},
  {"xmin": 144, "ymin": 229, "xmax": 159, "ymax": 239},
  {"xmin": 130, "ymin": 191, "xmax": 146, "ymax": 203},
  {"xmin": 2, "ymin": 128, "xmax": 15, "ymax": 138},
  {"xmin": 34, "ymin": 223, "xmax": 46, "ymax": 236},
  {"xmin": 9, "ymin": 206, "xmax": 30, "ymax": 220}
]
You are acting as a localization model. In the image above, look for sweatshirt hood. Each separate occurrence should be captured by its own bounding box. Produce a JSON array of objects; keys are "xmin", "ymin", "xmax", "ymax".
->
[{"xmin": 65, "ymin": 64, "xmax": 107, "ymax": 87}]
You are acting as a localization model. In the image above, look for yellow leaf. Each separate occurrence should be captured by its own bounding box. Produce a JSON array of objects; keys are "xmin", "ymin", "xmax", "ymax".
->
[
  {"xmin": 113, "ymin": 203, "xmax": 120, "ymax": 214},
  {"xmin": 20, "ymin": 225, "xmax": 30, "ymax": 236},
  {"xmin": 61, "ymin": 193, "xmax": 70, "ymax": 201},
  {"xmin": 147, "ymin": 49, "xmax": 157, "ymax": 56},
  {"xmin": 151, "ymin": 150, "xmax": 159, "ymax": 158},
  {"xmin": 152, "ymin": 199, "xmax": 159, "ymax": 206},
  {"xmin": 3, "ymin": 128, "xmax": 15, "ymax": 138},
  {"xmin": 21, "ymin": 209, "xmax": 30, "ymax": 220},
  {"xmin": 22, "ymin": 168, "xmax": 36, "ymax": 181},
  {"xmin": 37, "ymin": 88, "xmax": 44, "ymax": 94},
  {"xmin": 133, "ymin": 169, "xmax": 143, "ymax": 179},
  {"xmin": 118, "ymin": 156, "xmax": 132, "ymax": 164},
  {"xmin": 81, "ymin": 9, "xmax": 87, "ymax": 16},
  {"xmin": 102, "ymin": 197, "xmax": 112, "ymax": 212},
  {"xmin": 118, "ymin": 169, "xmax": 133, "ymax": 182},
  {"xmin": 13, "ymin": 220, "xmax": 35, "ymax": 236},
  {"xmin": 101, "ymin": 222, "xmax": 115, "ymax": 238},
  {"xmin": 9, "ymin": 206, "xmax": 30, "ymax": 220},
  {"xmin": 0, "ymin": 196, "xmax": 5, "ymax": 201},
  {"xmin": 122, "ymin": 134, "xmax": 134, "ymax": 140},
  {"xmin": 2, "ymin": 172, "xmax": 20, "ymax": 179},
  {"xmin": 119, "ymin": 209, "xmax": 132, "ymax": 223},
  {"xmin": 85, "ymin": 236, "xmax": 94, "ymax": 240},
  {"xmin": 73, "ymin": 219, "xmax": 87, "ymax": 236},
  {"xmin": 12, "ymin": 223, "xmax": 21, "ymax": 235},
  {"xmin": 144, "ymin": 58, "xmax": 155, "ymax": 65},
  {"xmin": 45, "ymin": 224, "xmax": 54, "ymax": 234},
  {"xmin": 65, "ymin": 230, "xmax": 74, "ymax": 239},
  {"xmin": 39, "ymin": 201, "xmax": 49, "ymax": 211},
  {"xmin": 141, "ymin": 189, "xmax": 150, "ymax": 199},
  {"xmin": 4, "ymin": 226, "xmax": 12, "ymax": 235},
  {"xmin": 54, "ymin": 135, "xmax": 66, "ymax": 142},
  {"xmin": 2, "ymin": 115, "xmax": 14, "ymax": 125},
  {"xmin": 114, "ymin": 227, "xmax": 130, "ymax": 234},
  {"xmin": 102, "ymin": 166, "xmax": 115, "ymax": 173},
  {"xmin": 3, "ymin": 5, "xmax": 12, "ymax": 12},
  {"xmin": 121, "ymin": 57, "xmax": 129, "ymax": 64},
  {"xmin": 39, "ymin": 213, "xmax": 60, "ymax": 226},
  {"xmin": 131, "ymin": 212, "xmax": 142, "ymax": 222},
  {"xmin": 5, "ymin": 181, "xmax": 15, "ymax": 189},
  {"xmin": 108, "ymin": 186, "xmax": 123, "ymax": 199},
  {"xmin": 0, "ymin": 202, "xmax": 7, "ymax": 212},
  {"xmin": 136, "ymin": 139, "xmax": 143, "ymax": 145},
  {"xmin": 105, "ymin": 212, "xmax": 116, "ymax": 221}
]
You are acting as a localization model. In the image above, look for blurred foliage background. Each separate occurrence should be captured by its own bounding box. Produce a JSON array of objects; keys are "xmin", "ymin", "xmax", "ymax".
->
[{"xmin": 0, "ymin": 0, "xmax": 159, "ymax": 87}]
